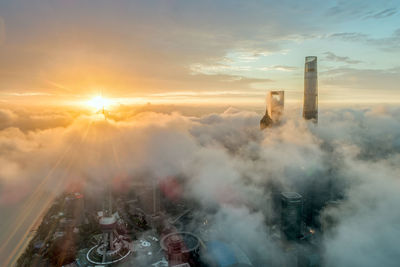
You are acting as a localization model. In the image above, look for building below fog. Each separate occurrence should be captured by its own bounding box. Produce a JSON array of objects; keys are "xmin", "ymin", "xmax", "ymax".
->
[{"xmin": 281, "ymin": 192, "xmax": 303, "ymax": 241}]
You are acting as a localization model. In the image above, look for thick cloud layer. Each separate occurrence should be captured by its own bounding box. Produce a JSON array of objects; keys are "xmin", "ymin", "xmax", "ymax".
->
[{"xmin": 0, "ymin": 105, "xmax": 400, "ymax": 266}]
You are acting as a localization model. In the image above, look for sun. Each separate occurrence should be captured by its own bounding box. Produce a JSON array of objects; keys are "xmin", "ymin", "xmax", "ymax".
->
[{"xmin": 86, "ymin": 96, "xmax": 113, "ymax": 111}]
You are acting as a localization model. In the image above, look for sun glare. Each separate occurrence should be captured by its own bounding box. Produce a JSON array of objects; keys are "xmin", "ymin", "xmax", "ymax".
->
[{"xmin": 87, "ymin": 96, "xmax": 113, "ymax": 111}]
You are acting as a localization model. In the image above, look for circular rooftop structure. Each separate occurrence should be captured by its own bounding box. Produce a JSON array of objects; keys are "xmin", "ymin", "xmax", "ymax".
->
[
  {"xmin": 86, "ymin": 238, "xmax": 130, "ymax": 265},
  {"xmin": 160, "ymin": 232, "xmax": 200, "ymax": 253},
  {"xmin": 99, "ymin": 214, "xmax": 117, "ymax": 231}
]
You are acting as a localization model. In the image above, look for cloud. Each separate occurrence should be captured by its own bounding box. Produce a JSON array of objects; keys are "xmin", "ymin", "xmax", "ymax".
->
[
  {"xmin": 0, "ymin": 109, "xmax": 16, "ymax": 125},
  {"xmin": 205, "ymin": 206, "xmax": 283, "ymax": 266},
  {"xmin": 321, "ymin": 153, "xmax": 400, "ymax": 267},
  {"xmin": 0, "ymin": 107, "xmax": 76, "ymax": 131},
  {"xmin": 260, "ymin": 65, "xmax": 298, "ymax": 72},
  {"xmin": 328, "ymin": 32, "xmax": 369, "ymax": 42},
  {"xmin": 325, "ymin": 1, "xmax": 398, "ymax": 21},
  {"xmin": 364, "ymin": 8, "xmax": 397, "ymax": 19},
  {"xmin": 1, "ymin": 104, "xmax": 400, "ymax": 265},
  {"xmin": 0, "ymin": 0, "xmax": 304, "ymax": 97},
  {"xmin": 190, "ymin": 63, "xmax": 252, "ymax": 75},
  {"xmin": 323, "ymin": 52, "xmax": 362, "ymax": 64},
  {"xmin": 320, "ymin": 67, "xmax": 400, "ymax": 95},
  {"xmin": 0, "ymin": 1, "xmax": 399, "ymax": 104},
  {"xmin": 328, "ymin": 29, "xmax": 400, "ymax": 52},
  {"xmin": 0, "ymin": 0, "xmax": 365, "ymax": 100}
]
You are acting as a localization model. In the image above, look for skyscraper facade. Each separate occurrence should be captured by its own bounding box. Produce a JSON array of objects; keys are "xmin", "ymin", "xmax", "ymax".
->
[
  {"xmin": 267, "ymin": 91, "xmax": 284, "ymax": 123},
  {"xmin": 303, "ymin": 56, "xmax": 318, "ymax": 122},
  {"xmin": 260, "ymin": 90, "xmax": 284, "ymax": 129},
  {"xmin": 281, "ymin": 192, "xmax": 303, "ymax": 240}
]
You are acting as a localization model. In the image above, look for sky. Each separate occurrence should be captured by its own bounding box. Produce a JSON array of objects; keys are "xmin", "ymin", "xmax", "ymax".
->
[
  {"xmin": 1, "ymin": 2, "xmax": 400, "ymax": 265},
  {"xmin": 0, "ymin": 0, "xmax": 399, "ymax": 107}
]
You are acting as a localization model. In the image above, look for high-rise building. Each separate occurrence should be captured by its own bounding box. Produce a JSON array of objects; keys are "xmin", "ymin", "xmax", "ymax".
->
[
  {"xmin": 260, "ymin": 112, "xmax": 273, "ymax": 130},
  {"xmin": 281, "ymin": 192, "xmax": 303, "ymax": 240},
  {"xmin": 260, "ymin": 90, "xmax": 284, "ymax": 129},
  {"xmin": 303, "ymin": 56, "xmax": 318, "ymax": 122},
  {"xmin": 267, "ymin": 91, "xmax": 284, "ymax": 123}
]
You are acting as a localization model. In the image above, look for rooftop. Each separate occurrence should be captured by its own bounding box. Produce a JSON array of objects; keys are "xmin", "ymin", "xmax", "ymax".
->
[{"xmin": 281, "ymin": 192, "xmax": 302, "ymax": 200}]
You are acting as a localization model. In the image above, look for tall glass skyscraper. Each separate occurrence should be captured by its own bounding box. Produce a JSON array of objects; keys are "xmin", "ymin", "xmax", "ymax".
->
[{"xmin": 303, "ymin": 56, "xmax": 318, "ymax": 122}]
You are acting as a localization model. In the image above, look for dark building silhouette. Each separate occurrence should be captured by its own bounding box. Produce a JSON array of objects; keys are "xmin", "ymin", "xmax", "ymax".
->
[{"xmin": 281, "ymin": 192, "xmax": 303, "ymax": 240}]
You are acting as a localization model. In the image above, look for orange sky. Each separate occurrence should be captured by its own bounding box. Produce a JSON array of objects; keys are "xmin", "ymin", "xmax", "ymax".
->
[{"xmin": 0, "ymin": 1, "xmax": 399, "ymax": 106}]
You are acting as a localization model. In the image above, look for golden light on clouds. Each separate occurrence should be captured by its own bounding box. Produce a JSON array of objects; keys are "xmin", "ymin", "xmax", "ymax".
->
[{"xmin": 86, "ymin": 96, "xmax": 114, "ymax": 111}]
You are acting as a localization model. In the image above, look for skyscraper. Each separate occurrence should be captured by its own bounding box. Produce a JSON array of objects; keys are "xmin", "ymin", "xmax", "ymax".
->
[
  {"xmin": 303, "ymin": 56, "xmax": 318, "ymax": 122},
  {"xmin": 260, "ymin": 90, "xmax": 284, "ymax": 129},
  {"xmin": 281, "ymin": 192, "xmax": 303, "ymax": 240},
  {"xmin": 267, "ymin": 91, "xmax": 284, "ymax": 123}
]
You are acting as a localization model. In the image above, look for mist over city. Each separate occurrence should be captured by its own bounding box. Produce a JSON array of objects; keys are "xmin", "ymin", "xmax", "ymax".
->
[{"xmin": 0, "ymin": 1, "xmax": 399, "ymax": 267}]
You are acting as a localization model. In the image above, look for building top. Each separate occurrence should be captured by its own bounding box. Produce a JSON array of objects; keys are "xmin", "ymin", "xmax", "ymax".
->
[
  {"xmin": 160, "ymin": 232, "xmax": 200, "ymax": 253},
  {"xmin": 99, "ymin": 216, "xmax": 116, "ymax": 225},
  {"xmin": 305, "ymin": 56, "xmax": 317, "ymax": 62},
  {"xmin": 269, "ymin": 90, "xmax": 284, "ymax": 94},
  {"xmin": 281, "ymin": 192, "xmax": 302, "ymax": 200}
]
